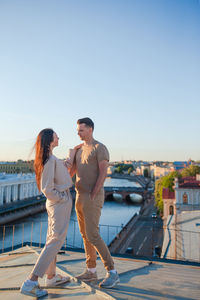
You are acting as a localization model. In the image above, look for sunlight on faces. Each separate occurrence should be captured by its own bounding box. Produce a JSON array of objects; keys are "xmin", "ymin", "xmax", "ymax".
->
[
  {"xmin": 77, "ymin": 123, "xmax": 93, "ymax": 141},
  {"xmin": 50, "ymin": 132, "xmax": 59, "ymax": 149}
]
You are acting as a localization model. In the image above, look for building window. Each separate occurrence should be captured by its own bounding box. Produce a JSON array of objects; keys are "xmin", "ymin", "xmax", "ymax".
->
[
  {"xmin": 169, "ymin": 205, "xmax": 174, "ymax": 215},
  {"xmin": 183, "ymin": 193, "xmax": 188, "ymax": 204}
]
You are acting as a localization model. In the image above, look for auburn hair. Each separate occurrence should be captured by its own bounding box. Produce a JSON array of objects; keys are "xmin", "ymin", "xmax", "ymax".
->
[{"xmin": 34, "ymin": 128, "xmax": 54, "ymax": 191}]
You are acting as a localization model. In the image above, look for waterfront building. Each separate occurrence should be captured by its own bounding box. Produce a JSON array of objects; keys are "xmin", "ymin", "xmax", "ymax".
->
[
  {"xmin": 162, "ymin": 175, "xmax": 200, "ymax": 261},
  {"xmin": 0, "ymin": 173, "xmax": 41, "ymax": 206},
  {"xmin": 0, "ymin": 160, "xmax": 34, "ymax": 174}
]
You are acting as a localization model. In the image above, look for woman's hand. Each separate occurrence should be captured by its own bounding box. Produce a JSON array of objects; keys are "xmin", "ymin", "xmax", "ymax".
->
[{"xmin": 74, "ymin": 143, "xmax": 83, "ymax": 150}]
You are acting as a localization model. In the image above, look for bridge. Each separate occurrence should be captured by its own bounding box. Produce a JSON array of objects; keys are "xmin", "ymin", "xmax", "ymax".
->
[
  {"xmin": 105, "ymin": 174, "xmax": 152, "ymax": 201},
  {"xmin": 104, "ymin": 186, "xmax": 147, "ymax": 201},
  {"xmin": 107, "ymin": 173, "xmax": 150, "ymax": 189}
]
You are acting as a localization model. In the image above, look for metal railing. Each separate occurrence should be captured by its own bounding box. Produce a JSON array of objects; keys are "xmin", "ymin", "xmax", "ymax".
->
[
  {"xmin": 0, "ymin": 219, "xmax": 122, "ymax": 254},
  {"xmin": 0, "ymin": 221, "xmax": 199, "ymax": 264}
]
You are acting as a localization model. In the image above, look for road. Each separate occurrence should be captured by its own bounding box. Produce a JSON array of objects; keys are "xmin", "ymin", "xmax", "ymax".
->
[
  {"xmin": 115, "ymin": 198, "xmax": 163, "ymax": 258},
  {"xmin": 129, "ymin": 215, "xmax": 163, "ymax": 257}
]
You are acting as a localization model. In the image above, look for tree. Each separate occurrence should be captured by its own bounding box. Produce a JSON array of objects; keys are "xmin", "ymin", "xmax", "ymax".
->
[
  {"xmin": 143, "ymin": 168, "xmax": 149, "ymax": 178},
  {"xmin": 180, "ymin": 165, "xmax": 200, "ymax": 177},
  {"xmin": 128, "ymin": 167, "xmax": 133, "ymax": 175},
  {"xmin": 115, "ymin": 166, "xmax": 123, "ymax": 174},
  {"xmin": 154, "ymin": 171, "xmax": 181, "ymax": 215},
  {"xmin": 154, "ymin": 178, "xmax": 164, "ymax": 215},
  {"xmin": 162, "ymin": 171, "xmax": 181, "ymax": 191}
]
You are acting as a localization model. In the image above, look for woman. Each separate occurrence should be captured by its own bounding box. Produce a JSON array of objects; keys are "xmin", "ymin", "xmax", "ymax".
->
[{"xmin": 20, "ymin": 128, "xmax": 78, "ymax": 298}]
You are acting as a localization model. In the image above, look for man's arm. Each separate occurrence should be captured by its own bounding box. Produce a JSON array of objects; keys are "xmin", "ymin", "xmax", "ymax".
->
[
  {"xmin": 91, "ymin": 160, "xmax": 108, "ymax": 200},
  {"xmin": 69, "ymin": 162, "xmax": 76, "ymax": 177}
]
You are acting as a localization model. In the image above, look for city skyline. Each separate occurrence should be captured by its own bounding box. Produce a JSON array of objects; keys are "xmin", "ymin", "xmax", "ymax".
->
[{"xmin": 1, "ymin": 0, "xmax": 200, "ymax": 162}]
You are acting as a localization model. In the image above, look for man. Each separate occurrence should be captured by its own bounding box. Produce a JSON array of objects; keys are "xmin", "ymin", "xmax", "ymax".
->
[{"xmin": 72, "ymin": 117, "xmax": 119, "ymax": 288}]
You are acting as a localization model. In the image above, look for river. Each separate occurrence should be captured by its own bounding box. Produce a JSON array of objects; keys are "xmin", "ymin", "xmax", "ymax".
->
[{"xmin": 0, "ymin": 178, "xmax": 141, "ymax": 250}]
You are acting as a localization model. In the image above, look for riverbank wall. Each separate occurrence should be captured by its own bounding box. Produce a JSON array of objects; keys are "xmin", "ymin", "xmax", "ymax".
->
[
  {"xmin": 0, "ymin": 188, "xmax": 76, "ymax": 225},
  {"xmin": 0, "ymin": 197, "xmax": 46, "ymax": 225}
]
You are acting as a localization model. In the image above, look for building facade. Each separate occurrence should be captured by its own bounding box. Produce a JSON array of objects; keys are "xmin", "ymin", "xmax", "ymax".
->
[
  {"xmin": 0, "ymin": 173, "xmax": 41, "ymax": 206},
  {"xmin": 0, "ymin": 160, "xmax": 34, "ymax": 174},
  {"xmin": 163, "ymin": 175, "xmax": 200, "ymax": 223}
]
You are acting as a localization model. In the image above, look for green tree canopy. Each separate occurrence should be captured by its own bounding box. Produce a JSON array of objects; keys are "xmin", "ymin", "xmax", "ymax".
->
[
  {"xmin": 143, "ymin": 168, "xmax": 149, "ymax": 178},
  {"xmin": 180, "ymin": 165, "xmax": 200, "ymax": 177},
  {"xmin": 128, "ymin": 167, "xmax": 134, "ymax": 175}
]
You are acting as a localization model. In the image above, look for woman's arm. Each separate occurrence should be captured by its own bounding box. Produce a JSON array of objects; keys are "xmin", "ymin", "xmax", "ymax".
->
[
  {"xmin": 41, "ymin": 159, "xmax": 64, "ymax": 202},
  {"xmin": 64, "ymin": 144, "xmax": 83, "ymax": 171},
  {"xmin": 64, "ymin": 149, "xmax": 76, "ymax": 169}
]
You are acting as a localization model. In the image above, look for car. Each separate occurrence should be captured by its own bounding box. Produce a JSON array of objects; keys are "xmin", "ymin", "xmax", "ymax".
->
[
  {"xmin": 125, "ymin": 247, "xmax": 134, "ymax": 255},
  {"xmin": 153, "ymin": 245, "xmax": 161, "ymax": 258},
  {"xmin": 151, "ymin": 213, "xmax": 157, "ymax": 219}
]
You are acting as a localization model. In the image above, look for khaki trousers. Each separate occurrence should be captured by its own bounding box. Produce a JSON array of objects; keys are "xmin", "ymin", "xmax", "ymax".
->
[
  {"xmin": 75, "ymin": 189, "xmax": 114, "ymax": 271},
  {"xmin": 32, "ymin": 191, "xmax": 72, "ymax": 278}
]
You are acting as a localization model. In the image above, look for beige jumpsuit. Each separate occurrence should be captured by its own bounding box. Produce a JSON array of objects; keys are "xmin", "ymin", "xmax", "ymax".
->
[{"xmin": 31, "ymin": 152, "xmax": 74, "ymax": 278}]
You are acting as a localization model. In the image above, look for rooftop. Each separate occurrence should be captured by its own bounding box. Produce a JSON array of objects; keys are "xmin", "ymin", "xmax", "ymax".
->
[
  {"xmin": 178, "ymin": 176, "xmax": 200, "ymax": 189},
  {"xmin": 162, "ymin": 188, "xmax": 175, "ymax": 199},
  {"xmin": 0, "ymin": 246, "xmax": 200, "ymax": 299}
]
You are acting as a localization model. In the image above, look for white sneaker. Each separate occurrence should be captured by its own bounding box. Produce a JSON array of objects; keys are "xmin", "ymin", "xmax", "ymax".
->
[
  {"xmin": 45, "ymin": 274, "xmax": 70, "ymax": 287},
  {"xmin": 99, "ymin": 271, "xmax": 120, "ymax": 288},
  {"xmin": 20, "ymin": 281, "xmax": 48, "ymax": 297}
]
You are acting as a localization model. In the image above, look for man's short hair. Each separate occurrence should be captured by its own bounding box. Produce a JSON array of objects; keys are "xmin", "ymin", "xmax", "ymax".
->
[{"xmin": 77, "ymin": 117, "xmax": 94, "ymax": 130}]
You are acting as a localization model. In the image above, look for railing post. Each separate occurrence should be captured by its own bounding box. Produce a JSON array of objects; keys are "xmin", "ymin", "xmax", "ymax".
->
[
  {"xmin": 2, "ymin": 225, "xmax": 5, "ymax": 253},
  {"xmin": 199, "ymin": 232, "xmax": 200, "ymax": 262},
  {"xmin": 39, "ymin": 222, "xmax": 42, "ymax": 248},
  {"xmin": 30, "ymin": 222, "xmax": 33, "ymax": 247},
  {"xmin": 22, "ymin": 223, "xmax": 24, "ymax": 248},
  {"xmin": 107, "ymin": 225, "xmax": 110, "ymax": 244},
  {"xmin": 73, "ymin": 220, "xmax": 76, "ymax": 247},
  {"xmin": 12, "ymin": 225, "xmax": 15, "ymax": 251}
]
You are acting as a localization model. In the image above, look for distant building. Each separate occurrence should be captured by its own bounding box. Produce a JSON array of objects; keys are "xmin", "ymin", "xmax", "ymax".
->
[
  {"xmin": 151, "ymin": 165, "xmax": 173, "ymax": 180},
  {"xmin": 0, "ymin": 173, "xmax": 41, "ymax": 206},
  {"xmin": 0, "ymin": 160, "xmax": 34, "ymax": 174},
  {"xmin": 136, "ymin": 164, "xmax": 151, "ymax": 177},
  {"xmin": 123, "ymin": 160, "xmax": 133, "ymax": 165},
  {"xmin": 107, "ymin": 166, "xmax": 115, "ymax": 175},
  {"xmin": 173, "ymin": 161, "xmax": 192, "ymax": 171}
]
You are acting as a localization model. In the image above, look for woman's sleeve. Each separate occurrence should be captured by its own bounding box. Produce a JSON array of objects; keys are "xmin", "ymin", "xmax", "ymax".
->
[
  {"xmin": 41, "ymin": 159, "xmax": 64, "ymax": 202},
  {"xmin": 64, "ymin": 149, "xmax": 76, "ymax": 168}
]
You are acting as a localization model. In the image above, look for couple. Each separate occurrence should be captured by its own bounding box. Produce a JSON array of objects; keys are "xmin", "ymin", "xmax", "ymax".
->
[{"xmin": 20, "ymin": 117, "xmax": 119, "ymax": 298}]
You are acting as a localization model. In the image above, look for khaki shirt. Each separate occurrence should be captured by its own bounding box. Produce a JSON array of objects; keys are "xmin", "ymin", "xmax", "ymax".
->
[{"xmin": 75, "ymin": 140, "xmax": 109, "ymax": 193}]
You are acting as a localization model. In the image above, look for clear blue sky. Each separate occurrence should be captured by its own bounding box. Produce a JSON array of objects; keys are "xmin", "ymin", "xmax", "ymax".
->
[{"xmin": 0, "ymin": 0, "xmax": 200, "ymax": 162}]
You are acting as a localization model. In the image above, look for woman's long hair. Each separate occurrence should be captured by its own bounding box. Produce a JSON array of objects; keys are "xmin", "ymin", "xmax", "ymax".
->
[{"xmin": 34, "ymin": 128, "xmax": 54, "ymax": 191}]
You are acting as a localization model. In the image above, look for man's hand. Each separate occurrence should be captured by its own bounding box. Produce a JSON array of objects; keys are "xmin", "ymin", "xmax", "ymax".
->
[
  {"xmin": 74, "ymin": 143, "xmax": 83, "ymax": 150},
  {"xmin": 90, "ymin": 191, "xmax": 96, "ymax": 201},
  {"xmin": 90, "ymin": 160, "xmax": 108, "ymax": 200}
]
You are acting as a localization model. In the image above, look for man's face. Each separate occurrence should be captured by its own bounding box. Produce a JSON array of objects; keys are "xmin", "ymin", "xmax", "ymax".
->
[{"xmin": 77, "ymin": 123, "xmax": 92, "ymax": 141}]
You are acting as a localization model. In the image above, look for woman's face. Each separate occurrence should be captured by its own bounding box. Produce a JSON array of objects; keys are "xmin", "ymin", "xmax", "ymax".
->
[{"xmin": 50, "ymin": 132, "xmax": 59, "ymax": 150}]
